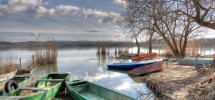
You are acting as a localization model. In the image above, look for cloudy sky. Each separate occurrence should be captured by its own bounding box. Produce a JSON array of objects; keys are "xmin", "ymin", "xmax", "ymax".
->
[{"xmin": 0, "ymin": 0, "xmax": 126, "ymax": 42}]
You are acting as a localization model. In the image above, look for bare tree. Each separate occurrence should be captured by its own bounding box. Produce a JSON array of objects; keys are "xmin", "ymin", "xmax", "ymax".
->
[
  {"xmin": 123, "ymin": 0, "xmax": 203, "ymax": 57},
  {"xmin": 121, "ymin": 0, "xmax": 155, "ymax": 55},
  {"xmin": 177, "ymin": 0, "xmax": 215, "ymax": 30},
  {"xmin": 121, "ymin": 9, "xmax": 142, "ymax": 55},
  {"xmin": 147, "ymin": 30, "xmax": 154, "ymax": 53}
]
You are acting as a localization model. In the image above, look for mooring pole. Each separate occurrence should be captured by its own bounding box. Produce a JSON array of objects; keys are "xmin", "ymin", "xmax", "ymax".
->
[
  {"xmin": 19, "ymin": 58, "xmax": 21, "ymax": 68},
  {"xmin": 196, "ymin": 53, "xmax": 200, "ymax": 65},
  {"xmin": 32, "ymin": 55, "xmax": 34, "ymax": 67}
]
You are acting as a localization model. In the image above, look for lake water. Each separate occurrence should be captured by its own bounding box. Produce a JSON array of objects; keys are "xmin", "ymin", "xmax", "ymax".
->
[
  {"xmin": 1, "ymin": 45, "xmax": 215, "ymax": 99},
  {"xmin": 0, "ymin": 46, "xmax": 157, "ymax": 99}
]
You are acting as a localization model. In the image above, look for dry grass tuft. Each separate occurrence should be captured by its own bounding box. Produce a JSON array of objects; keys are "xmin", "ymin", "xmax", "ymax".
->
[
  {"xmin": 0, "ymin": 64, "xmax": 17, "ymax": 75},
  {"xmin": 34, "ymin": 44, "xmax": 58, "ymax": 66},
  {"xmin": 187, "ymin": 73, "xmax": 215, "ymax": 100},
  {"xmin": 0, "ymin": 55, "xmax": 17, "ymax": 75}
]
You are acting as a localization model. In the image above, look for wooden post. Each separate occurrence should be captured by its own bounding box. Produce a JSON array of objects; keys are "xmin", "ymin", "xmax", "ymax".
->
[
  {"xmin": 32, "ymin": 55, "xmax": 34, "ymax": 67},
  {"xmin": 159, "ymin": 48, "xmax": 160, "ymax": 55},
  {"xmin": 196, "ymin": 53, "xmax": 200, "ymax": 65},
  {"xmin": 19, "ymin": 58, "xmax": 21, "ymax": 68}
]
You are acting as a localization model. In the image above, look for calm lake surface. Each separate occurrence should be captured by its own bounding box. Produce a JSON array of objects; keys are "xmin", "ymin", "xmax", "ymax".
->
[
  {"xmin": 0, "ymin": 46, "xmax": 159, "ymax": 99},
  {"xmin": 1, "ymin": 45, "xmax": 214, "ymax": 99}
]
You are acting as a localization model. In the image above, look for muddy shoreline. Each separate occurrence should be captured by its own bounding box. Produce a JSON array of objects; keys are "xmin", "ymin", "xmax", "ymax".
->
[{"xmin": 139, "ymin": 62, "xmax": 215, "ymax": 100}]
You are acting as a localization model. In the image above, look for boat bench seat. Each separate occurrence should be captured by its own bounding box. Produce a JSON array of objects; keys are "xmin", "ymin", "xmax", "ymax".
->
[
  {"xmin": 19, "ymin": 87, "xmax": 49, "ymax": 91},
  {"xmin": 13, "ymin": 75, "xmax": 30, "ymax": 78},
  {"xmin": 0, "ymin": 96, "xmax": 27, "ymax": 99},
  {"xmin": 37, "ymin": 79, "xmax": 64, "ymax": 82}
]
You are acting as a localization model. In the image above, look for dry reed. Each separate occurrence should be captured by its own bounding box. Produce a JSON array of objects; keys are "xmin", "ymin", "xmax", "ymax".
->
[
  {"xmin": 0, "ymin": 55, "xmax": 17, "ymax": 75},
  {"xmin": 34, "ymin": 44, "xmax": 58, "ymax": 66},
  {"xmin": 187, "ymin": 73, "xmax": 215, "ymax": 100}
]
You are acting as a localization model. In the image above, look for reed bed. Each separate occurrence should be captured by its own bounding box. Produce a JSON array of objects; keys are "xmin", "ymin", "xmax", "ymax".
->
[
  {"xmin": 0, "ymin": 55, "xmax": 17, "ymax": 75},
  {"xmin": 1, "ymin": 64, "xmax": 17, "ymax": 74},
  {"xmin": 34, "ymin": 45, "xmax": 58, "ymax": 66}
]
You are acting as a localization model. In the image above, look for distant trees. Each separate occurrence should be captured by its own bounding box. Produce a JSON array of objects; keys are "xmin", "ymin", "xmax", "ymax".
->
[{"xmin": 122, "ymin": 0, "xmax": 204, "ymax": 57}]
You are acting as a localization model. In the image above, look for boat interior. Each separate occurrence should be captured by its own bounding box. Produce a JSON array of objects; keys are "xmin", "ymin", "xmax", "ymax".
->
[
  {"xmin": 6, "ymin": 73, "xmax": 69, "ymax": 96},
  {"xmin": 68, "ymin": 80, "xmax": 133, "ymax": 100}
]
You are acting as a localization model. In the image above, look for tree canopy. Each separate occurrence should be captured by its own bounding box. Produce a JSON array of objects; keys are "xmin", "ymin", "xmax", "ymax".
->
[{"xmin": 122, "ymin": 0, "xmax": 206, "ymax": 57}]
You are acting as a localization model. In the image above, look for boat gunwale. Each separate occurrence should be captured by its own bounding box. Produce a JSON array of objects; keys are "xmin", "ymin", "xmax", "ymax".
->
[
  {"xmin": 0, "ymin": 70, "xmax": 17, "ymax": 83},
  {"xmin": 0, "ymin": 68, "xmax": 36, "ymax": 96},
  {"xmin": 128, "ymin": 61, "xmax": 164, "ymax": 75},
  {"xmin": 110, "ymin": 59, "xmax": 163, "ymax": 65},
  {"xmin": 66, "ymin": 80, "xmax": 135, "ymax": 100},
  {"xmin": 3, "ymin": 72, "xmax": 70, "ymax": 99}
]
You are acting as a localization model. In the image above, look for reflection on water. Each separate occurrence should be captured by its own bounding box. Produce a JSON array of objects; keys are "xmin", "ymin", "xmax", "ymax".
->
[
  {"xmin": 26, "ymin": 64, "xmax": 58, "ymax": 85},
  {"xmin": 1, "ymin": 46, "xmax": 215, "ymax": 99},
  {"xmin": 31, "ymin": 64, "xmax": 58, "ymax": 79},
  {"xmin": 0, "ymin": 46, "xmax": 167, "ymax": 99},
  {"xmin": 96, "ymin": 46, "xmax": 107, "ymax": 66},
  {"xmin": 49, "ymin": 46, "xmax": 154, "ymax": 99}
]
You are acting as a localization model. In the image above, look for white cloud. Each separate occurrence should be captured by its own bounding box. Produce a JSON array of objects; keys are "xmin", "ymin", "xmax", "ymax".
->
[
  {"xmin": 82, "ymin": 9, "xmax": 121, "ymax": 23},
  {"xmin": 83, "ymin": 9, "xmax": 108, "ymax": 18},
  {"xmin": 35, "ymin": 6, "xmax": 121, "ymax": 24},
  {"xmin": 36, "ymin": 6, "xmax": 48, "ymax": 16},
  {"xmin": 36, "ymin": 5, "xmax": 80, "ymax": 16},
  {"xmin": 0, "ymin": 0, "xmax": 121, "ymax": 24},
  {"xmin": 55, "ymin": 5, "xmax": 80, "ymax": 15},
  {"xmin": 7, "ymin": 0, "xmax": 39, "ymax": 12},
  {"xmin": 114, "ymin": 0, "xmax": 127, "ymax": 7},
  {"xmin": 100, "ymin": 12, "xmax": 121, "ymax": 23},
  {"xmin": 0, "ymin": 0, "xmax": 39, "ymax": 14},
  {"xmin": 0, "ymin": 4, "xmax": 8, "ymax": 15}
]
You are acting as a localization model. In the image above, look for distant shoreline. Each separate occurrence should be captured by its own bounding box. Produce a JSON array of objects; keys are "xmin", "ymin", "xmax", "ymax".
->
[
  {"xmin": 1, "ymin": 38, "xmax": 213, "ymax": 49},
  {"xmin": 0, "ymin": 41, "xmax": 147, "ymax": 48}
]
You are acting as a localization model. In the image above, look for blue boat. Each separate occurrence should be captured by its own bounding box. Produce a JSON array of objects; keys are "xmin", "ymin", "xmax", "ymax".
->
[
  {"xmin": 107, "ymin": 59, "xmax": 161, "ymax": 70},
  {"xmin": 177, "ymin": 58, "xmax": 214, "ymax": 65}
]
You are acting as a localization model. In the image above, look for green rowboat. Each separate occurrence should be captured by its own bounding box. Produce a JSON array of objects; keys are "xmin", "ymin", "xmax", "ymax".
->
[
  {"xmin": 0, "ymin": 68, "xmax": 34, "ymax": 96},
  {"xmin": 66, "ymin": 80, "xmax": 135, "ymax": 100},
  {"xmin": 0, "ymin": 70, "xmax": 17, "ymax": 83},
  {"xmin": 0, "ymin": 72, "xmax": 70, "ymax": 100}
]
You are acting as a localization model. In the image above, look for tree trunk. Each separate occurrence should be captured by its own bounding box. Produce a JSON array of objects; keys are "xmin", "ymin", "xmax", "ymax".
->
[
  {"xmin": 148, "ymin": 33, "xmax": 153, "ymax": 53},
  {"xmin": 135, "ymin": 37, "xmax": 140, "ymax": 55},
  {"xmin": 162, "ymin": 36, "xmax": 181, "ymax": 57},
  {"xmin": 181, "ymin": 35, "xmax": 188, "ymax": 58},
  {"xmin": 181, "ymin": 43, "xmax": 186, "ymax": 57}
]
